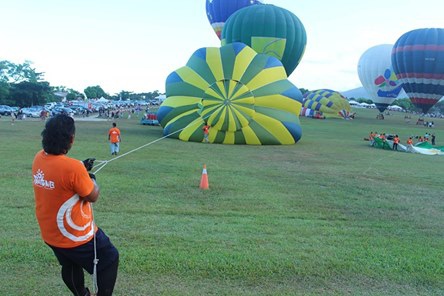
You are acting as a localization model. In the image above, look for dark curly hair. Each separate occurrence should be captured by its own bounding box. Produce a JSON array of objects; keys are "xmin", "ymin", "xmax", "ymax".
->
[{"xmin": 41, "ymin": 114, "xmax": 75, "ymax": 155}]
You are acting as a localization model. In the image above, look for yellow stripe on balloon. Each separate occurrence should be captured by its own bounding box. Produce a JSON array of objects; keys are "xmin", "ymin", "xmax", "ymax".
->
[
  {"xmin": 179, "ymin": 117, "xmax": 205, "ymax": 141},
  {"xmin": 166, "ymin": 109, "xmax": 197, "ymax": 125},
  {"xmin": 206, "ymin": 48, "xmax": 224, "ymax": 81},
  {"xmin": 232, "ymin": 46, "xmax": 256, "ymax": 81},
  {"xmin": 241, "ymin": 126, "xmax": 261, "ymax": 145},
  {"xmin": 204, "ymin": 87, "xmax": 224, "ymax": 101},
  {"xmin": 245, "ymin": 67, "xmax": 287, "ymax": 91},
  {"xmin": 163, "ymin": 96, "xmax": 202, "ymax": 108},
  {"xmin": 254, "ymin": 113, "xmax": 295, "ymax": 144},
  {"xmin": 231, "ymin": 107, "xmax": 252, "ymax": 127},
  {"xmin": 228, "ymin": 80, "xmax": 238, "ymax": 99},
  {"xmin": 211, "ymin": 108, "xmax": 227, "ymax": 130},
  {"xmin": 232, "ymin": 104, "xmax": 255, "ymax": 120},
  {"xmin": 223, "ymin": 131, "xmax": 235, "ymax": 144},
  {"xmin": 255, "ymin": 95, "xmax": 301, "ymax": 113},
  {"xmin": 176, "ymin": 68, "xmax": 209, "ymax": 91},
  {"xmin": 227, "ymin": 107, "xmax": 237, "ymax": 132}
]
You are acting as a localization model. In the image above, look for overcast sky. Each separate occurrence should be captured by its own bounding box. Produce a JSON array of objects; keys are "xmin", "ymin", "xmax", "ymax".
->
[{"xmin": 1, "ymin": 0, "xmax": 443, "ymax": 95}]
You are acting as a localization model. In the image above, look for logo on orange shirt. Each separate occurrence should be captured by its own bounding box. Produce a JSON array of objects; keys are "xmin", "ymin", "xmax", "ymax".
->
[{"xmin": 33, "ymin": 169, "xmax": 55, "ymax": 189}]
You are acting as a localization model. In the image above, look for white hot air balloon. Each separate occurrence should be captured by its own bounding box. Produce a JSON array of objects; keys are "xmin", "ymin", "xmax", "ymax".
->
[{"xmin": 357, "ymin": 44, "xmax": 403, "ymax": 113}]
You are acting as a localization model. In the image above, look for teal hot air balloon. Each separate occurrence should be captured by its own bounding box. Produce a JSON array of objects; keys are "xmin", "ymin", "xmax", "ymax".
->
[
  {"xmin": 392, "ymin": 28, "xmax": 444, "ymax": 113},
  {"xmin": 221, "ymin": 4, "xmax": 307, "ymax": 76},
  {"xmin": 157, "ymin": 42, "xmax": 303, "ymax": 145}
]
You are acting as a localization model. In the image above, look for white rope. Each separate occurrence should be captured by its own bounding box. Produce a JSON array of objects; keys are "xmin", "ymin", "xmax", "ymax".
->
[
  {"xmin": 92, "ymin": 116, "xmax": 209, "ymax": 175},
  {"xmin": 89, "ymin": 115, "xmax": 209, "ymax": 294}
]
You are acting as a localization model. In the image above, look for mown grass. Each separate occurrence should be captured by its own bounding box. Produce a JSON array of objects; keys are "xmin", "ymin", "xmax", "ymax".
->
[{"xmin": 0, "ymin": 109, "xmax": 443, "ymax": 295}]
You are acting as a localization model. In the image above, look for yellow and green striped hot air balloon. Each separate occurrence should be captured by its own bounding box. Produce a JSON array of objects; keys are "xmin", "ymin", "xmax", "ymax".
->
[
  {"xmin": 302, "ymin": 89, "xmax": 351, "ymax": 119},
  {"xmin": 157, "ymin": 42, "xmax": 303, "ymax": 145}
]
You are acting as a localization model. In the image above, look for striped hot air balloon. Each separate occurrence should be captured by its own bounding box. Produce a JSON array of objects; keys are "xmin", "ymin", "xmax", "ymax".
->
[
  {"xmin": 302, "ymin": 89, "xmax": 351, "ymax": 119},
  {"xmin": 392, "ymin": 28, "xmax": 444, "ymax": 113},
  {"xmin": 157, "ymin": 42, "xmax": 303, "ymax": 145},
  {"xmin": 205, "ymin": 0, "xmax": 262, "ymax": 40}
]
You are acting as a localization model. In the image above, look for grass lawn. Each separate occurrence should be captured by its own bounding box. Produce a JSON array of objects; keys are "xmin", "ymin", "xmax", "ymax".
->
[{"xmin": 0, "ymin": 109, "xmax": 443, "ymax": 295}]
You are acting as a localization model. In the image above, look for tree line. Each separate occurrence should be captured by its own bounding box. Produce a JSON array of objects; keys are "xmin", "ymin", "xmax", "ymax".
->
[{"xmin": 0, "ymin": 60, "xmax": 161, "ymax": 107}]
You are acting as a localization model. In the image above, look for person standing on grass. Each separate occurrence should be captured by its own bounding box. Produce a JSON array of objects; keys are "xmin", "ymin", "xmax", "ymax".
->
[
  {"xmin": 202, "ymin": 122, "xmax": 210, "ymax": 143},
  {"xmin": 32, "ymin": 114, "xmax": 119, "ymax": 296},
  {"xmin": 392, "ymin": 135, "xmax": 400, "ymax": 151},
  {"xmin": 108, "ymin": 122, "xmax": 121, "ymax": 155}
]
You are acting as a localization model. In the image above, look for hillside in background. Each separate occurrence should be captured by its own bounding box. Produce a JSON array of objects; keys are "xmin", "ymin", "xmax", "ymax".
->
[{"xmin": 341, "ymin": 87, "xmax": 408, "ymax": 100}]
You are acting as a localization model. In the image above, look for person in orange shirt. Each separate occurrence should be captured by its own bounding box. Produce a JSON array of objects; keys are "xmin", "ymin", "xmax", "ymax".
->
[
  {"xmin": 108, "ymin": 122, "xmax": 121, "ymax": 155},
  {"xmin": 33, "ymin": 114, "xmax": 118, "ymax": 296},
  {"xmin": 393, "ymin": 134, "xmax": 400, "ymax": 151},
  {"xmin": 406, "ymin": 137, "xmax": 413, "ymax": 146},
  {"xmin": 202, "ymin": 122, "xmax": 210, "ymax": 143}
]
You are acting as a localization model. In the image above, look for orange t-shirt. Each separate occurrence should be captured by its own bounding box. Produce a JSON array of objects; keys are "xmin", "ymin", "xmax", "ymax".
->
[
  {"xmin": 32, "ymin": 150, "xmax": 96, "ymax": 248},
  {"xmin": 202, "ymin": 125, "xmax": 210, "ymax": 134},
  {"xmin": 108, "ymin": 127, "xmax": 121, "ymax": 143}
]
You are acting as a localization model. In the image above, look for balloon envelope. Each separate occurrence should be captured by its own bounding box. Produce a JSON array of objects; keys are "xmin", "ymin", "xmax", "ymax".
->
[
  {"xmin": 358, "ymin": 44, "xmax": 403, "ymax": 113},
  {"xmin": 157, "ymin": 43, "xmax": 303, "ymax": 145},
  {"xmin": 205, "ymin": 0, "xmax": 262, "ymax": 40},
  {"xmin": 221, "ymin": 4, "xmax": 307, "ymax": 76},
  {"xmin": 392, "ymin": 28, "xmax": 444, "ymax": 113},
  {"xmin": 302, "ymin": 89, "xmax": 351, "ymax": 119}
]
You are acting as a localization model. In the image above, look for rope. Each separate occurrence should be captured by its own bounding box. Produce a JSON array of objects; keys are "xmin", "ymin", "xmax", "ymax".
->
[{"xmin": 89, "ymin": 115, "xmax": 209, "ymax": 294}]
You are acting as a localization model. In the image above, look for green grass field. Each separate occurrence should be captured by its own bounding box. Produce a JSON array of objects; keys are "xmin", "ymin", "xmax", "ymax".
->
[{"xmin": 0, "ymin": 109, "xmax": 443, "ymax": 295}]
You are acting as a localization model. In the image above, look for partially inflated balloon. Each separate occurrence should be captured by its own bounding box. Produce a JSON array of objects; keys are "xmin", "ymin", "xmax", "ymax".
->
[
  {"xmin": 221, "ymin": 4, "xmax": 306, "ymax": 76},
  {"xmin": 302, "ymin": 89, "xmax": 351, "ymax": 119},
  {"xmin": 392, "ymin": 28, "xmax": 444, "ymax": 113},
  {"xmin": 205, "ymin": 0, "xmax": 262, "ymax": 40},
  {"xmin": 157, "ymin": 43, "xmax": 303, "ymax": 145},
  {"xmin": 357, "ymin": 44, "xmax": 403, "ymax": 113}
]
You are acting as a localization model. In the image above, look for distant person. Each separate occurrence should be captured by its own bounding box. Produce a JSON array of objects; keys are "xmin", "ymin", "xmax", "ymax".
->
[
  {"xmin": 32, "ymin": 114, "xmax": 119, "ymax": 296},
  {"xmin": 406, "ymin": 137, "xmax": 413, "ymax": 146},
  {"xmin": 431, "ymin": 134, "xmax": 436, "ymax": 145},
  {"xmin": 368, "ymin": 131, "xmax": 375, "ymax": 146},
  {"xmin": 393, "ymin": 135, "xmax": 400, "ymax": 151},
  {"xmin": 108, "ymin": 122, "xmax": 121, "ymax": 155},
  {"xmin": 11, "ymin": 111, "xmax": 16, "ymax": 125},
  {"xmin": 202, "ymin": 123, "xmax": 210, "ymax": 143}
]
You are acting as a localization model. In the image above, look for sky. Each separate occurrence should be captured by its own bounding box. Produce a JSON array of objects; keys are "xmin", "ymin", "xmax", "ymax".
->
[{"xmin": 1, "ymin": 0, "xmax": 443, "ymax": 95}]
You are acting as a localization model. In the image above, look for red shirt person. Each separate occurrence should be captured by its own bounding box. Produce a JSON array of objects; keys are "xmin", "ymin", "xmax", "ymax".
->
[{"xmin": 202, "ymin": 123, "xmax": 210, "ymax": 143}]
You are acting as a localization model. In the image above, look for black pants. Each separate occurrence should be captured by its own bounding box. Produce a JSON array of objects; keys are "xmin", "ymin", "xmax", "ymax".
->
[
  {"xmin": 49, "ymin": 228, "xmax": 119, "ymax": 295},
  {"xmin": 60, "ymin": 258, "xmax": 118, "ymax": 295}
]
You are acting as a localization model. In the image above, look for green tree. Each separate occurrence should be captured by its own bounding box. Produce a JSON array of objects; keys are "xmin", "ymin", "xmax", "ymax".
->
[
  {"xmin": 0, "ymin": 60, "xmax": 43, "ymax": 83},
  {"xmin": 10, "ymin": 81, "xmax": 54, "ymax": 107},
  {"xmin": 392, "ymin": 98, "xmax": 414, "ymax": 111},
  {"xmin": 84, "ymin": 85, "xmax": 107, "ymax": 99}
]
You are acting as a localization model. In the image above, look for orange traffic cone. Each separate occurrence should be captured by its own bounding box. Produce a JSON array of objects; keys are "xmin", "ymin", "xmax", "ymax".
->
[{"xmin": 199, "ymin": 164, "xmax": 209, "ymax": 190}]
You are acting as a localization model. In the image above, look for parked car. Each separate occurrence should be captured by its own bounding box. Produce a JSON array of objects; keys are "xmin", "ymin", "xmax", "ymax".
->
[
  {"xmin": 51, "ymin": 107, "xmax": 75, "ymax": 117},
  {"xmin": 21, "ymin": 107, "xmax": 44, "ymax": 118},
  {"xmin": 0, "ymin": 105, "xmax": 13, "ymax": 115},
  {"xmin": 70, "ymin": 105, "xmax": 89, "ymax": 115}
]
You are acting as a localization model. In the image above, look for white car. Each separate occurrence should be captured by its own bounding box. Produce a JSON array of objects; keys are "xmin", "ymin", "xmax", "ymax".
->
[{"xmin": 21, "ymin": 107, "xmax": 44, "ymax": 118}]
